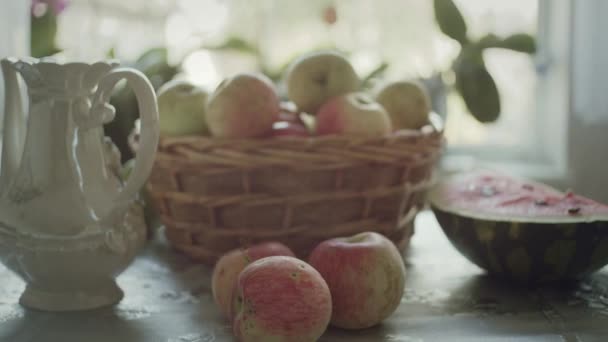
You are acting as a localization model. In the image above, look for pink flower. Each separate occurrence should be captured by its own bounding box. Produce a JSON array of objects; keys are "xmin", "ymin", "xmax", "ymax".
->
[
  {"xmin": 322, "ymin": 5, "xmax": 337, "ymax": 25},
  {"xmin": 32, "ymin": 0, "xmax": 68, "ymax": 17}
]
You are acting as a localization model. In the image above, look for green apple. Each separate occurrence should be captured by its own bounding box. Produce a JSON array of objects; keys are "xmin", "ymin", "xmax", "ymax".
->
[
  {"xmin": 285, "ymin": 51, "xmax": 360, "ymax": 115},
  {"xmin": 157, "ymin": 79, "xmax": 209, "ymax": 137},
  {"xmin": 375, "ymin": 80, "xmax": 431, "ymax": 130}
]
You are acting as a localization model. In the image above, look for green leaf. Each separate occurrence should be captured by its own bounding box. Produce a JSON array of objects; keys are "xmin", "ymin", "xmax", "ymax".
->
[
  {"xmin": 477, "ymin": 34, "xmax": 501, "ymax": 49},
  {"xmin": 499, "ymin": 33, "xmax": 536, "ymax": 54},
  {"xmin": 133, "ymin": 47, "xmax": 179, "ymax": 89},
  {"xmin": 106, "ymin": 89, "xmax": 139, "ymax": 162},
  {"xmin": 202, "ymin": 37, "xmax": 259, "ymax": 55},
  {"xmin": 476, "ymin": 33, "xmax": 536, "ymax": 54},
  {"xmin": 105, "ymin": 47, "xmax": 179, "ymax": 161},
  {"xmin": 455, "ymin": 58, "xmax": 501, "ymax": 123},
  {"xmin": 135, "ymin": 48, "xmax": 170, "ymax": 74},
  {"xmin": 261, "ymin": 63, "xmax": 288, "ymax": 83},
  {"xmin": 106, "ymin": 47, "xmax": 116, "ymax": 59},
  {"xmin": 361, "ymin": 62, "xmax": 389, "ymax": 89},
  {"xmin": 30, "ymin": 11, "xmax": 60, "ymax": 57},
  {"xmin": 433, "ymin": 0, "xmax": 468, "ymax": 45}
]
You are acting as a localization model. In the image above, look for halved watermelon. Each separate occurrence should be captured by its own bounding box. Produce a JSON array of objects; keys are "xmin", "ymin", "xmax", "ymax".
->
[{"xmin": 429, "ymin": 170, "xmax": 608, "ymax": 283}]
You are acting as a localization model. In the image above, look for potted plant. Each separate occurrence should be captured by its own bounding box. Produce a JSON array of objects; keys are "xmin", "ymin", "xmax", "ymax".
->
[{"xmin": 432, "ymin": 0, "xmax": 536, "ymax": 123}]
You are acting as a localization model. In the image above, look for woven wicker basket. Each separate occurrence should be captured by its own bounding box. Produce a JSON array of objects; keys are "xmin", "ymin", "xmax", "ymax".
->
[{"xmin": 133, "ymin": 114, "xmax": 444, "ymax": 265}]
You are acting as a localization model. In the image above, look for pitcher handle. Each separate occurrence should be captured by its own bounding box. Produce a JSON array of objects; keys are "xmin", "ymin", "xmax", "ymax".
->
[
  {"xmin": 92, "ymin": 67, "xmax": 159, "ymax": 217},
  {"xmin": 0, "ymin": 58, "xmax": 30, "ymax": 193}
]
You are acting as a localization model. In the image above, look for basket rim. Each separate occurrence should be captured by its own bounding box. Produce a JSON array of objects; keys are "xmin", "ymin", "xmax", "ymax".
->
[{"xmin": 156, "ymin": 112, "xmax": 444, "ymax": 147}]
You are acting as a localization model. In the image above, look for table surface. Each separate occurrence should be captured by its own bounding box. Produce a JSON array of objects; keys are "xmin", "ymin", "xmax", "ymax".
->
[{"xmin": 1, "ymin": 211, "xmax": 607, "ymax": 342}]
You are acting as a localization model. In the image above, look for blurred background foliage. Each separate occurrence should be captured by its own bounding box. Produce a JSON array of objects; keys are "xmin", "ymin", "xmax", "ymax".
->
[{"xmin": 31, "ymin": 0, "xmax": 537, "ymax": 161}]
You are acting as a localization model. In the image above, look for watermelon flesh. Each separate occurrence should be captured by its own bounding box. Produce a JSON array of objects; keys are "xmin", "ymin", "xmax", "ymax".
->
[{"xmin": 430, "ymin": 170, "xmax": 608, "ymax": 223}]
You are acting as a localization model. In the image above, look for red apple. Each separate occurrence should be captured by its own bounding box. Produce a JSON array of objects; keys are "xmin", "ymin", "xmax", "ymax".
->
[
  {"xmin": 269, "ymin": 121, "xmax": 310, "ymax": 137},
  {"xmin": 277, "ymin": 111, "xmax": 303, "ymax": 124},
  {"xmin": 232, "ymin": 256, "xmax": 332, "ymax": 342},
  {"xmin": 316, "ymin": 92, "xmax": 392, "ymax": 136},
  {"xmin": 277, "ymin": 101, "xmax": 306, "ymax": 125},
  {"xmin": 211, "ymin": 242, "xmax": 295, "ymax": 319},
  {"xmin": 308, "ymin": 232, "xmax": 406, "ymax": 330},
  {"xmin": 206, "ymin": 73, "xmax": 280, "ymax": 138}
]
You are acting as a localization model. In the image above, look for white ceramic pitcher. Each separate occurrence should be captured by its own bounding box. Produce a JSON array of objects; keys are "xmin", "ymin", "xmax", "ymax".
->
[{"xmin": 0, "ymin": 57, "xmax": 159, "ymax": 311}]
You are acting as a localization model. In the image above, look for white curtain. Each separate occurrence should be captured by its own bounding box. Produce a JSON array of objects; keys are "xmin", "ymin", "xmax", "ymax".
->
[
  {"xmin": 0, "ymin": 0, "xmax": 30, "ymax": 140},
  {"xmin": 0, "ymin": 1, "xmax": 29, "ymax": 59},
  {"xmin": 568, "ymin": 0, "xmax": 608, "ymax": 202}
]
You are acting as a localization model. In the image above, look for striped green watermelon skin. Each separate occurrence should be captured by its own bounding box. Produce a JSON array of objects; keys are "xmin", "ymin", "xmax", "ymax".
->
[{"xmin": 432, "ymin": 207, "xmax": 608, "ymax": 284}]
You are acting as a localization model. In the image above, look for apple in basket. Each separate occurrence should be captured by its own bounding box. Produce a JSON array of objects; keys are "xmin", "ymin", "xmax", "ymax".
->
[
  {"xmin": 375, "ymin": 80, "xmax": 431, "ymax": 130},
  {"xmin": 316, "ymin": 92, "xmax": 393, "ymax": 136},
  {"xmin": 211, "ymin": 242, "xmax": 295, "ymax": 318},
  {"xmin": 232, "ymin": 256, "xmax": 332, "ymax": 342},
  {"xmin": 308, "ymin": 232, "xmax": 406, "ymax": 330},
  {"xmin": 278, "ymin": 101, "xmax": 303, "ymax": 123},
  {"xmin": 206, "ymin": 72, "xmax": 281, "ymax": 138},
  {"xmin": 265, "ymin": 103, "xmax": 311, "ymax": 137},
  {"xmin": 157, "ymin": 79, "xmax": 210, "ymax": 136},
  {"xmin": 269, "ymin": 121, "xmax": 311, "ymax": 137},
  {"xmin": 285, "ymin": 51, "xmax": 360, "ymax": 115}
]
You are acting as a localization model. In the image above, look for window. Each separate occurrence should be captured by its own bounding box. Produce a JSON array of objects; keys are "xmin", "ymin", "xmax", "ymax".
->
[
  {"xmin": 0, "ymin": 1, "xmax": 30, "ymax": 116},
  {"xmin": 53, "ymin": 0, "xmax": 569, "ymax": 182},
  {"xmin": 443, "ymin": 0, "xmax": 571, "ymax": 187}
]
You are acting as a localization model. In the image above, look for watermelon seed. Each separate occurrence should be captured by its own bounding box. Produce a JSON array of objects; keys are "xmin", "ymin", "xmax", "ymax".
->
[
  {"xmin": 568, "ymin": 207, "xmax": 581, "ymax": 215},
  {"xmin": 534, "ymin": 199, "xmax": 548, "ymax": 206},
  {"xmin": 522, "ymin": 184, "xmax": 534, "ymax": 190}
]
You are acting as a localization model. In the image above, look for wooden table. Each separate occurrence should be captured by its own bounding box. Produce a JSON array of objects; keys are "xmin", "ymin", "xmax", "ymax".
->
[{"xmin": 1, "ymin": 211, "xmax": 607, "ymax": 341}]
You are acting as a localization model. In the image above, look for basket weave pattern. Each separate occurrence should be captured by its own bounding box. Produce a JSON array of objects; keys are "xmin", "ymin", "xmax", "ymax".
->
[{"xmin": 145, "ymin": 123, "xmax": 444, "ymax": 264}]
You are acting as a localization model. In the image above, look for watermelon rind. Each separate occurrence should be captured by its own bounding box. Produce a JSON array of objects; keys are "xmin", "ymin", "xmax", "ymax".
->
[{"xmin": 429, "ymin": 171, "xmax": 608, "ymax": 283}]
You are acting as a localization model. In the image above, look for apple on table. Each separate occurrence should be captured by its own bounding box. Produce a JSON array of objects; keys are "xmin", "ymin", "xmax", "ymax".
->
[
  {"xmin": 308, "ymin": 231, "xmax": 406, "ymax": 330},
  {"xmin": 211, "ymin": 242, "xmax": 295, "ymax": 319},
  {"xmin": 232, "ymin": 256, "xmax": 332, "ymax": 342}
]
